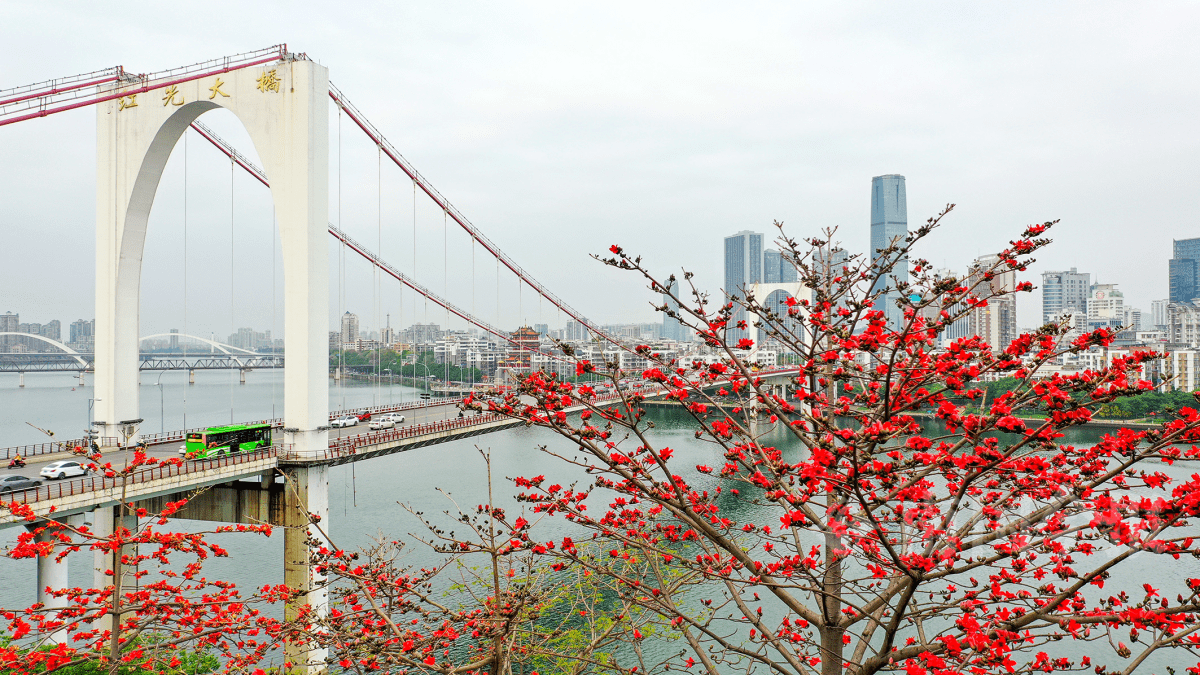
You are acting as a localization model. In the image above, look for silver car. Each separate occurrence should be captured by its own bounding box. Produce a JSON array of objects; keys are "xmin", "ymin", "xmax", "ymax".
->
[{"xmin": 40, "ymin": 460, "xmax": 89, "ymax": 480}]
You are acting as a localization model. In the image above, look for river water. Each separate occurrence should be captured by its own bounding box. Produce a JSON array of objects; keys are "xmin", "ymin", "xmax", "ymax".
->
[{"xmin": 0, "ymin": 371, "xmax": 1194, "ymax": 671}]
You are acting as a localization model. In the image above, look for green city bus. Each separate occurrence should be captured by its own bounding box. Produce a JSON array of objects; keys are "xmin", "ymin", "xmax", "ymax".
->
[{"xmin": 183, "ymin": 423, "xmax": 273, "ymax": 459}]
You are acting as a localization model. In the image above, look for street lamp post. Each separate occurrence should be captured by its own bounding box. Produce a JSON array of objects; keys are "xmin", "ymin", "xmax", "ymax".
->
[{"xmin": 154, "ymin": 372, "xmax": 167, "ymax": 435}]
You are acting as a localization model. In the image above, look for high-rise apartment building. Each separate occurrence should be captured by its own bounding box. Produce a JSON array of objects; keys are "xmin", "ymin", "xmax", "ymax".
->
[
  {"xmin": 564, "ymin": 320, "xmax": 589, "ymax": 342},
  {"xmin": 0, "ymin": 312, "xmax": 16, "ymax": 350},
  {"xmin": 69, "ymin": 319, "xmax": 95, "ymax": 350},
  {"xmin": 1041, "ymin": 268, "xmax": 1090, "ymax": 325},
  {"xmin": 869, "ymin": 175, "xmax": 908, "ymax": 327},
  {"xmin": 1123, "ymin": 307, "xmax": 1143, "ymax": 333},
  {"xmin": 1151, "ymin": 299, "xmax": 1170, "ymax": 330},
  {"xmin": 967, "ymin": 255, "xmax": 1017, "ymax": 351},
  {"xmin": 763, "ymin": 249, "xmax": 797, "ymax": 283},
  {"xmin": 1168, "ymin": 301, "xmax": 1200, "ymax": 345},
  {"xmin": 1170, "ymin": 238, "xmax": 1200, "ymax": 303},
  {"xmin": 340, "ymin": 312, "xmax": 359, "ymax": 347}
]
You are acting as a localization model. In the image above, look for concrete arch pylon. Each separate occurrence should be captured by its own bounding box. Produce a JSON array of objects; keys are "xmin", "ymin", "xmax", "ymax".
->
[
  {"xmin": 95, "ymin": 57, "xmax": 329, "ymax": 460},
  {"xmin": 0, "ymin": 333, "xmax": 89, "ymax": 367}
]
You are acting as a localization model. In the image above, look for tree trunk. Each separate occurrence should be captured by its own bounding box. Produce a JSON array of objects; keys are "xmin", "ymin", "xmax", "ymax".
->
[{"xmin": 821, "ymin": 522, "xmax": 844, "ymax": 675}]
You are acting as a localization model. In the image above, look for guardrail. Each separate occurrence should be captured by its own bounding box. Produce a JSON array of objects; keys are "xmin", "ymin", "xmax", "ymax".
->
[
  {"xmin": 292, "ymin": 389, "xmax": 648, "ymax": 462},
  {"xmin": 0, "ymin": 446, "xmax": 278, "ymax": 507},
  {"xmin": 0, "ymin": 438, "xmax": 118, "ymax": 461},
  {"xmin": 0, "ymin": 398, "xmax": 467, "ymax": 461}
]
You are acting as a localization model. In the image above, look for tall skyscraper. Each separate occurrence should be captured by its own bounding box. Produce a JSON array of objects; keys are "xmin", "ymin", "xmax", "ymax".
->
[
  {"xmin": 1170, "ymin": 238, "xmax": 1200, "ymax": 303},
  {"xmin": 724, "ymin": 231, "xmax": 764, "ymax": 341},
  {"xmin": 1041, "ymin": 268, "xmax": 1091, "ymax": 325},
  {"xmin": 662, "ymin": 279, "xmax": 686, "ymax": 341},
  {"xmin": 870, "ymin": 175, "xmax": 908, "ymax": 327},
  {"xmin": 340, "ymin": 311, "xmax": 359, "ymax": 347},
  {"xmin": 763, "ymin": 249, "xmax": 798, "ymax": 284},
  {"xmin": 724, "ymin": 231, "xmax": 764, "ymax": 296}
]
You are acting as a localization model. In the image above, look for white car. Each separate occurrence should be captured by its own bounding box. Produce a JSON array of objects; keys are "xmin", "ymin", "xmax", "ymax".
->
[
  {"xmin": 369, "ymin": 413, "xmax": 405, "ymax": 430},
  {"xmin": 331, "ymin": 416, "xmax": 358, "ymax": 429},
  {"xmin": 40, "ymin": 460, "xmax": 89, "ymax": 480}
]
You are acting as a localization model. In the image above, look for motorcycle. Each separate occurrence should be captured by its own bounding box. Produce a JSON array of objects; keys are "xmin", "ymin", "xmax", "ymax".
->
[{"xmin": 7, "ymin": 458, "xmax": 26, "ymax": 469}]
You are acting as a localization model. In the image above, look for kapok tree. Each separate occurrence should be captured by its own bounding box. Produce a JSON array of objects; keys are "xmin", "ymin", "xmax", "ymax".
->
[
  {"xmin": 478, "ymin": 209, "xmax": 1200, "ymax": 674},
  {"xmin": 0, "ymin": 450, "xmax": 286, "ymax": 675},
  {"xmin": 286, "ymin": 448, "xmax": 658, "ymax": 675}
]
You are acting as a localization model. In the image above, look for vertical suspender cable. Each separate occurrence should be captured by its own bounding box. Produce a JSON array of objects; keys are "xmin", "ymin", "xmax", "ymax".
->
[
  {"xmin": 471, "ymin": 237, "xmax": 475, "ymax": 391},
  {"xmin": 182, "ymin": 130, "xmax": 188, "ymax": 431},
  {"xmin": 338, "ymin": 105, "xmax": 345, "ymax": 411},
  {"xmin": 229, "ymin": 158, "xmax": 235, "ymax": 425},
  {"xmin": 376, "ymin": 145, "xmax": 382, "ymax": 406},
  {"xmin": 496, "ymin": 256, "xmax": 500, "ymax": 381},
  {"xmin": 272, "ymin": 207, "xmax": 277, "ymax": 422},
  {"xmin": 444, "ymin": 208, "xmax": 449, "ymax": 386},
  {"xmin": 412, "ymin": 179, "xmax": 417, "ymax": 387}
]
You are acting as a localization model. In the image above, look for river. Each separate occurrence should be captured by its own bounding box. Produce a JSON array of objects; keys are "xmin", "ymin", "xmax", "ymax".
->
[{"xmin": 0, "ymin": 371, "xmax": 1193, "ymax": 672}]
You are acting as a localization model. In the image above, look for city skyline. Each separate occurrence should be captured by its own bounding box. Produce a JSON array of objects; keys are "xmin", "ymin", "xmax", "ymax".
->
[{"xmin": 1, "ymin": 4, "xmax": 1195, "ymax": 339}]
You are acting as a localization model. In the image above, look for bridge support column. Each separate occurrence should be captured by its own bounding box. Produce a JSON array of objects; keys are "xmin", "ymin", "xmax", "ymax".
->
[
  {"xmin": 79, "ymin": 371, "xmax": 86, "ymax": 386},
  {"xmin": 18, "ymin": 372, "xmax": 24, "ymax": 388},
  {"xmin": 29, "ymin": 514, "xmax": 84, "ymax": 643},
  {"xmin": 283, "ymin": 465, "xmax": 330, "ymax": 674},
  {"xmin": 240, "ymin": 369, "xmax": 247, "ymax": 385},
  {"xmin": 189, "ymin": 369, "xmax": 195, "ymax": 385}
]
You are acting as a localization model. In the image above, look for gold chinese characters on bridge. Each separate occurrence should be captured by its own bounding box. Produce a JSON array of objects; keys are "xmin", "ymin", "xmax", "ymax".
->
[
  {"xmin": 118, "ymin": 71, "xmax": 286, "ymax": 114},
  {"xmin": 208, "ymin": 78, "xmax": 230, "ymax": 99},
  {"xmin": 161, "ymin": 85, "xmax": 183, "ymax": 107},
  {"xmin": 256, "ymin": 69, "xmax": 281, "ymax": 93}
]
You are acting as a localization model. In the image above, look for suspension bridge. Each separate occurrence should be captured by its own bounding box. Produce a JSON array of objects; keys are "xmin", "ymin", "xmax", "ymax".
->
[{"xmin": 0, "ymin": 45, "xmax": 807, "ymax": 673}]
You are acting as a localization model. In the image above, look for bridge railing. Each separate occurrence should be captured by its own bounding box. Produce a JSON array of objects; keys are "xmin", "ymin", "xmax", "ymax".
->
[
  {"xmin": 297, "ymin": 389, "xmax": 642, "ymax": 462},
  {"xmin": 0, "ymin": 446, "xmax": 279, "ymax": 507},
  {"xmin": 288, "ymin": 411, "xmax": 510, "ymax": 462},
  {"xmin": 0, "ymin": 438, "xmax": 119, "ymax": 461},
  {"xmin": 131, "ymin": 398, "xmax": 466, "ymax": 448}
]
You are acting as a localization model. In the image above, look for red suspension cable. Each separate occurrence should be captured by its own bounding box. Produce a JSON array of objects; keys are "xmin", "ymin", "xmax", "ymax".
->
[{"xmin": 328, "ymin": 83, "xmax": 622, "ymax": 349}]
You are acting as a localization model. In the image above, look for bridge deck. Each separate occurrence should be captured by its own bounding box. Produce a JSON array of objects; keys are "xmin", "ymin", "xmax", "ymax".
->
[{"xmin": 0, "ymin": 371, "xmax": 802, "ymax": 528}]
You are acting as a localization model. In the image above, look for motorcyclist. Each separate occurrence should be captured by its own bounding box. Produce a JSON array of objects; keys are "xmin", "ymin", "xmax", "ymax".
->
[{"xmin": 8, "ymin": 455, "xmax": 25, "ymax": 469}]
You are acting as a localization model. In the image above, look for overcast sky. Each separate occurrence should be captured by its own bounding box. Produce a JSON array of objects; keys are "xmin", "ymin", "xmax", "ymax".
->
[{"xmin": 1, "ymin": 2, "xmax": 1197, "ymax": 341}]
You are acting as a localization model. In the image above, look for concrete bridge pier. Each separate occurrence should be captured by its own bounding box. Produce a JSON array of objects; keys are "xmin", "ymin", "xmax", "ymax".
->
[
  {"xmin": 240, "ymin": 369, "xmax": 247, "ymax": 385},
  {"xmin": 283, "ymin": 464, "xmax": 330, "ymax": 674},
  {"xmin": 18, "ymin": 372, "xmax": 24, "ymax": 388},
  {"xmin": 78, "ymin": 371, "xmax": 86, "ymax": 386},
  {"xmin": 29, "ymin": 513, "xmax": 85, "ymax": 643},
  {"xmin": 189, "ymin": 369, "xmax": 195, "ymax": 385}
]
